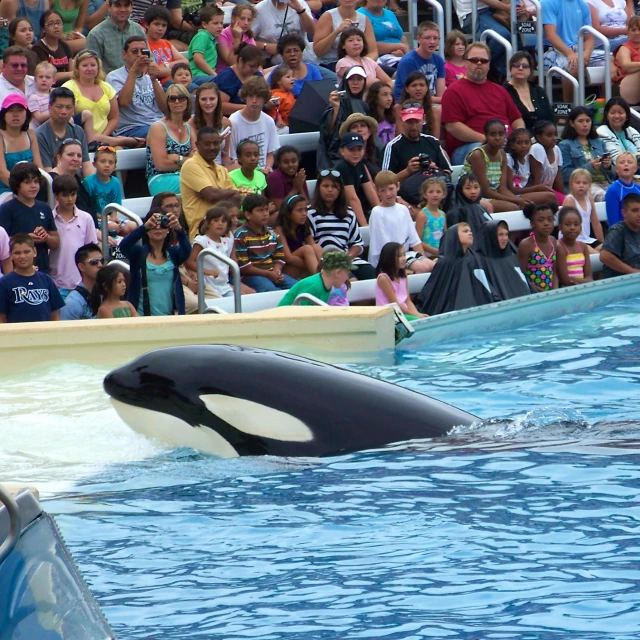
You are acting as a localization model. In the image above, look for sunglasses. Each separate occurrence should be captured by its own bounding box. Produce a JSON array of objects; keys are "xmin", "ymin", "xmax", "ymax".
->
[
  {"xmin": 168, "ymin": 95, "xmax": 189, "ymax": 102},
  {"xmin": 512, "ymin": 62, "xmax": 530, "ymax": 69},
  {"xmin": 8, "ymin": 63, "xmax": 28, "ymax": 69},
  {"xmin": 319, "ymin": 169, "xmax": 341, "ymax": 178},
  {"xmin": 87, "ymin": 257, "xmax": 105, "ymax": 266},
  {"xmin": 467, "ymin": 57, "xmax": 490, "ymax": 65},
  {"xmin": 75, "ymin": 49, "xmax": 98, "ymax": 58},
  {"xmin": 97, "ymin": 145, "xmax": 116, "ymax": 152},
  {"xmin": 61, "ymin": 138, "xmax": 82, "ymax": 145}
]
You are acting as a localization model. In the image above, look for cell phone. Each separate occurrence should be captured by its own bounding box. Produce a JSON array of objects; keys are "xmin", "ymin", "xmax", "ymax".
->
[
  {"xmin": 141, "ymin": 48, "xmax": 151, "ymax": 58},
  {"xmin": 220, "ymin": 126, "xmax": 231, "ymax": 137},
  {"xmin": 336, "ymin": 90, "xmax": 347, "ymax": 98},
  {"xmin": 602, "ymin": 153, "xmax": 611, "ymax": 159}
]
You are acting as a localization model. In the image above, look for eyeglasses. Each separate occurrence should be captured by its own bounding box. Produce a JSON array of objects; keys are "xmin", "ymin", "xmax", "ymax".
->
[
  {"xmin": 162, "ymin": 202, "xmax": 181, "ymax": 209},
  {"xmin": 319, "ymin": 169, "xmax": 341, "ymax": 177},
  {"xmin": 467, "ymin": 57, "xmax": 490, "ymax": 65},
  {"xmin": 168, "ymin": 95, "xmax": 189, "ymax": 102},
  {"xmin": 97, "ymin": 145, "xmax": 116, "ymax": 152},
  {"xmin": 8, "ymin": 63, "xmax": 28, "ymax": 69},
  {"xmin": 512, "ymin": 62, "xmax": 530, "ymax": 69},
  {"xmin": 87, "ymin": 257, "xmax": 105, "ymax": 266},
  {"xmin": 45, "ymin": 20, "xmax": 63, "ymax": 27}
]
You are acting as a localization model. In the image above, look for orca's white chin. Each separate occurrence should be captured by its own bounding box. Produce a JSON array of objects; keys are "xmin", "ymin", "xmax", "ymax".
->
[{"xmin": 109, "ymin": 398, "xmax": 239, "ymax": 458}]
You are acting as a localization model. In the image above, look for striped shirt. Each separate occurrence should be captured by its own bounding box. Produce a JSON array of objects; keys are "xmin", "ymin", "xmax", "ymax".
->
[
  {"xmin": 307, "ymin": 207, "xmax": 367, "ymax": 265},
  {"xmin": 234, "ymin": 224, "xmax": 284, "ymax": 271}
]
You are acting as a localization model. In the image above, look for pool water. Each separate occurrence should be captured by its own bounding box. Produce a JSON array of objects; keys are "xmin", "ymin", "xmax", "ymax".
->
[{"xmin": 3, "ymin": 298, "xmax": 640, "ymax": 639}]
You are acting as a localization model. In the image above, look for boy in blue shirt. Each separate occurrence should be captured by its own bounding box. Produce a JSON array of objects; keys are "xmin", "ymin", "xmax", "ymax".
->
[
  {"xmin": 0, "ymin": 234, "xmax": 65, "ymax": 323},
  {"xmin": 605, "ymin": 152, "xmax": 640, "ymax": 226}
]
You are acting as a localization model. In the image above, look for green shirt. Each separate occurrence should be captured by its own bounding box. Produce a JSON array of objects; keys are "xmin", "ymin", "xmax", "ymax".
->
[
  {"xmin": 85, "ymin": 18, "xmax": 147, "ymax": 75},
  {"xmin": 189, "ymin": 29, "xmax": 218, "ymax": 77},
  {"xmin": 278, "ymin": 273, "xmax": 332, "ymax": 306},
  {"xmin": 229, "ymin": 167, "xmax": 267, "ymax": 198}
]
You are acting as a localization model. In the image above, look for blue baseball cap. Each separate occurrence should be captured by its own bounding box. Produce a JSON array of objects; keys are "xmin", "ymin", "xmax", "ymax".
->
[{"xmin": 339, "ymin": 133, "xmax": 365, "ymax": 149}]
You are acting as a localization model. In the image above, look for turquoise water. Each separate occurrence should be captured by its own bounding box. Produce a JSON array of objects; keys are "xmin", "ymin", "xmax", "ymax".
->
[{"xmin": 5, "ymin": 298, "xmax": 640, "ymax": 639}]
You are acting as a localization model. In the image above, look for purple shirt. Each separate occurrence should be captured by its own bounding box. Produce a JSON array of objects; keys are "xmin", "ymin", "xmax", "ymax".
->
[
  {"xmin": 216, "ymin": 27, "xmax": 256, "ymax": 73},
  {"xmin": 49, "ymin": 207, "xmax": 98, "ymax": 289},
  {"xmin": 265, "ymin": 168, "xmax": 310, "ymax": 202}
]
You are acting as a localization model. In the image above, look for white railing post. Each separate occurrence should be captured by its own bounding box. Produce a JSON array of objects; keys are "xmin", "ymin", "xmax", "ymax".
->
[
  {"xmin": 480, "ymin": 29, "xmax": 514, "ymax": 79},
  {"xmin": 578, "ymin": 25, "xmax": 611, "ymax": 106},
  {"xmin": 100, "ymin": 204, "xmax": 142, "ymax": 261},
  {"xmin": 197, "ymin": 247, "xmax": 242, "ymax": 314},
  {"xmin": 411, "ymin": 0, "xmax": 445, "ymax": 58}
]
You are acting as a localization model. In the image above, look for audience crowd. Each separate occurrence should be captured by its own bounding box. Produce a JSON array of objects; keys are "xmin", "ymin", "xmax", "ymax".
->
[{"xmin": 2, "ymin": 0, "xmax": 640, "ymax": 323}]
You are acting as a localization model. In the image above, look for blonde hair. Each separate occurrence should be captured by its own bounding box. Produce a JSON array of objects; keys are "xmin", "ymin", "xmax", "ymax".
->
[
  {"xmin": 72, "ymin": 50, "xmax": 105, "ymax": 84},
  {"xmin": 418, "ymin": 176, "xmax": 447, "ymax": 208},
  {"xmin": 616, "ymin": 150, "xmax": 638, "ymax": 166},
  {"xmin": 164, "ymin": 83, "xmax": 192, "ymax": 122},
  {"xmin": 568, "ymin": 168, "xmax": 592, "ymax": 192},
  {"xmin": 374, "ymin": 170, "xmax": 398, "ymax": 188},
  {"xmin": 34, "ymin": 61, "xmax": 56, "ymax": 78},
  {"xmin": 465, "ymin": 41, "xmax": 491, "ymax": 59}
]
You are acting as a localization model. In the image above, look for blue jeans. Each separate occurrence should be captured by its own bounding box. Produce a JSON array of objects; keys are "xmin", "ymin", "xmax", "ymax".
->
[
  {"xmin": 452, "ymin": 141, "xmax": 482, "ymax": 166},
  {"xmin": 117, "ymin": 124, "xmax": 151, "ymax": 138},
  {"xmin": 477, "ymin": 10, "xmax": 510, "ymax": 76},
  {"xmin": 242, "ymin": 273, "xmax": 297, "ymax": 293}
]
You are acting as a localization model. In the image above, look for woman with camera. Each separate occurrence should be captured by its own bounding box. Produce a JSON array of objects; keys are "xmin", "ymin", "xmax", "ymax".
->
[{"xmin": 118, "ymin": 207, "xmax": 192, "ymax": 316}]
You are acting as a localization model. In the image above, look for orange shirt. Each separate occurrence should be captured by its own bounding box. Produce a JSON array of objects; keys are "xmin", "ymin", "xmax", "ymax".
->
[{"xmin": 267, "ymin": 89, "xmax": 296, "ymax": 126}]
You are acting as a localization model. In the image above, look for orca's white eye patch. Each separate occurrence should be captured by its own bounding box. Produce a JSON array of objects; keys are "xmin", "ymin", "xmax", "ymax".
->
[{"xmin": 199, "ymin": 394, "xmax": 314, "ymax": 443}]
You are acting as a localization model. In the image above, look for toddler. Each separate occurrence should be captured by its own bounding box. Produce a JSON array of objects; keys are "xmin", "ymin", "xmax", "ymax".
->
[
  {"xmin": 268, "ymin": 67, "xmax": 296, "ymax": 133},
  {"xmin": 171, "ymin": 63, "xmax": 193, "ymax": 89},
  {"xmin": 28, "ymin": 61, "xmax": 57, "ymax": 128}
]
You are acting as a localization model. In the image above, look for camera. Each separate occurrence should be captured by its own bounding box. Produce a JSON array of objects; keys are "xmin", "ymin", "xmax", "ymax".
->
[
  {"xmin": 417, "ymin": 153, "xmax": 431, "ymax": 170},
  {"xmin": 159, "ymin": 215, "xmax": 171, "ymax": 229}
]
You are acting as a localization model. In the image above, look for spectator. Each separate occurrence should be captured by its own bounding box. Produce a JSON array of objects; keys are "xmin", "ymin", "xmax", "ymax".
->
[
  {"xmin": 366, "ymin": 81, "xmax": 395, "ymax": 147},
  {"xmin": 59, "ymin": 241, "xmax": 102, "ymax": 320},
  {"xmin": 32, "ymin": 10, "xmax": 74, "ymax": 84},
  {"xmin": 614, "ymin": 15, "xmax": 640, "ymax": 105},
  {"xmin": 0, "ymin": 94, "xmax": 42, "ymax": 202},
  {"xmin": 0, "ymin": 162, "xmax": 59, "ymax": 274},
  {"xmin": 29, "ymin": 61, "xmax": 56, "ymax": 128},
  {"xmin": 529, "ymin": 120, "xmax": 565, "ymax": 201},
  {"xmin": 267, "ymin": 67, "xmax": 296, "ymax": 133},
  {"xmin": 119, "ymin": 208, "xmax": 191, "ymax": 315},
  {"xmin": 85, "ymin": 0, "xmax": 146, "ymax": 75},
  {"xmin": 145, "ymin": 5, "xmax": 189, "ymax": 87},
  {"xmin": 313, "ymin": 0, "xmax": 377, "ymax": 72},
  {"xmin": 601, "ymin": 192, "xmax": 640, "ymax": 276},
  {"xmin": 217, "ymin": 4, "xmax": 257, "ymax": 72},
  {"xmin": 214, "ymin": 43, "xmax": 264, "ymax": 115},
  {"xmin": 542, "ymin": 0, "xmax": 605, "ymax": 101},
  {"xmin": 8, "ymin": 17, "xmax": 40, "ymax": 75},
  {"xmin": 48, "ymin": 173, "xmax": 97, "ymax": 296},
  {"xmin": 253, "ymin": 0, "xmax": 318, "ymax": 69},
  {"xmin": 4, "ymin": 0, "xmax": 47, "ymax": 40},
  {"xmin": 187, "ymin": 5, "xmax": 224, "ymax": 83},
  {"xmin": 169, "ymin": 61, "xmax": 192, "ymax": 89},
  {"xmin": 335, "ymin": 27, "xmax": 392, "ymax": 86},
  {"xmin": 394, "ymin": 71, "xmax": 437, "ymax": 137},
  {"xmin": 265, "ymin": 145, "xmax": 309, "ymax": 213},
  {"xmin": 441, "ymin": 41, "xmax": 524, "ymax": 165},
  {"xmin": 91, "ymin": 263, "xmax": 139, "ymax": 318},
  {"xmin": 130, "ymin": 0, "xmax": 184, "ymax": 41},
  {"xmin": 357, "ymin": 0, "xmax": 408, "ymax": 70},
  {"xmin": 234, "ymin": 193, "xmax": 296, "ymax": 292},
  {"xmin": 307, "ymin": 170, "xmax": 376, "ymax": 280},
  {"xmin": 83, "ymin": 145, "xmax": 127, "ymax": 217},
  {"xmin": 180, "ymin": 126, "xmax": 239, "ymax": 240},
  {"xmin": 272, "ymin": 33, "xmax": 323, "ymax": 99},
  {"xmin": 444, "ymin": 29, "xmax": 467, "ymax": 88},
  {"xmin": 35, "ymin": 86, "xmax": 92, "ymax": 173},
  {"xmin": 605, "ymin": 151, "xmax": 640, "ymax": 225},
  {"xmin": 339, "ymin": 112, "xmax": 381, "ymax": 177},
  {"xmin": 0, "ymin": 46, "xmax": 37, "ymax": 105},
  {"xmin": 597, "ymin": 97, "xmax": 640, "ymax": 164},
  {"xmin": 188, "ymin": 83, "xmax": 231, "ymax": 165},
  {"xmin": 504, "ymin": 51, "xmax": 555, "ymax": 131},
  {"xmin": 228, "ymin": 76, "xmax": 280, "ymax": 171},
  {"xmin": 106, "ymin": 36, "xmax": 166, "ymax": 140},
  {"xmin": 64, "ymin": 49, "xmax": 141, "ymax": 148},
  {"xmin": 587, "ymin": 0, "xmax": 633, "ymax": 52},
  {"xmin": 0, "ymin": 233, "xmax": 64, "ymax": 322},
  {"xmin": 229, "ymin": 139, "xmax": 267, "ymax": 201},
  {"xmin": 50, "ymin": 0, "xmax": 87, "ymax": 55},
  {"xmin": 559, "ymin": 106, "xmax": 616, "ymax": 200},
  {"xmin": 146, "ymin": 83, "xmax": 194, "ymax": 195}
]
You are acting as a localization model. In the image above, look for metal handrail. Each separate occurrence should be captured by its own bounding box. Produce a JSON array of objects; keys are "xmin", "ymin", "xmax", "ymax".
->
[
  {"xmin": 410, "ymin": 0, "xmax": 445, "ymax": 57},
  {"xmin": 39, "ymin": 169, "xmax": 55, "ymax": 209},
  {"xmin": 578, "ymin": 26, "xmax": 611, "ymax": 106},
  {"xmin": 444, "ymin": 0, "xmax": 453, "ymax": 35},
  {"xmin": 546, "ymin": 66, "xmax": 579, "ymax": 109},
  {"xmin": 292, "ymin": 293, "xmax": 329, "ymax": 307},
  {"xmin": 197, "ymin": 247, "xmax": 242, "ymax": 314},
  {"xmin": 100, "ymin": 204, "xmax": 143, "ymax": 260},
  {"xmin": 480, "ymin": 29, "xmax": 513, "ymax": 80},
  {"xmin": 0, "ymin": 484, "xmax": 22, "ymax": 567}
]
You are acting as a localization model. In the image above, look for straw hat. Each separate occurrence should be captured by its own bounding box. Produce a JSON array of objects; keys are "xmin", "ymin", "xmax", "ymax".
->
[{"xmin": 339, "ymin": 112, "xmax": 379, "ymax": 139}]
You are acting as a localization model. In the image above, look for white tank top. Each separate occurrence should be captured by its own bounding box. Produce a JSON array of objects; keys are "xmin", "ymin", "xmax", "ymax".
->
[
  {"xmin": 561, "ymin": 196, "xmax": 597, "ymax": 244},
  {"xmin": 318, "ymin": 8, "xmax": 369, "ymax": 65},
  {"xmin": 586, "ymin": 0, "xmax": 628, "ymax": 30}
]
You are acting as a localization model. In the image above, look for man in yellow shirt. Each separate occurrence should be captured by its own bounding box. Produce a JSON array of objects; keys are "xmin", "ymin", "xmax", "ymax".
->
[{"xmin": 180, "ymin": 127, "xmax": 239, "ymax": 239}]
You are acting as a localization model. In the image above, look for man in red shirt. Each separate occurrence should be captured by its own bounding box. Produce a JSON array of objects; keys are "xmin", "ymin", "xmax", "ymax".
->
[{"xmin": 442, "ymin": 41, "xmax": 525, "ymax": 165}]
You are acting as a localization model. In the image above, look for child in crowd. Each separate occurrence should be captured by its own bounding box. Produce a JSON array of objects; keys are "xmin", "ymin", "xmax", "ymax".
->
[
  {"xmin": 365, "ymin": 82, "xmax": 396, "ymax": 146},
  {"xmin": 217, "ymin": 4, "xmax": 257, "ymax": 72},
  {"xmin": 529, "ymin": 120, "xmax": 565, "ymax": 204},
  {"xmin": 265, "ymin": 145, "xmax": 309, "ymax": 214},
  {"xmin": 275, "ymin": 194, "xmax": 323, "ymax": 280},
  {"xmin": 335, "ymin": 27, "xmax": 392, "ymax": 87},
  {"xmin": 49, "ymin": 174, "xmax": 98, "ymax": 298},
  {"xmin": 218, "ymin": 200, "xmax": 241, "ymax": 235},
  {"xmin": 394, "ymin": 71, "xmax": 435, "ymax": 136},
  {"xmin": 375, "ymin": 241, "xmax": 427, "ymax": 320},
  {"xmin": 0, "ymin": 163, "xmax": 58, "ymax": 274},
  {"xmin": 415, "ymin": 176, "xmax": 447, "ymax": 258},
  {"xmin": 228, "ymin": 77, "xmax": 280, "ymax": 171},
  {"xmin": 556, "ymin": 206, "xmax": 593, "ymax": 287},
  {"xmin": 605, "ymin": 152, "xmax": 640, "ymax": 226},
  {"xmin": 463, "ymin": 119, "xmax": 526, "ymax": 213},
  {"xmin": 447, "ymin": 173, "xmax": 493, "ymax": 245},
  {"xmin": 267, "ymin": 67, "xmax": 296, "ymax": 133},
  {"xmin": 601, "ymin": 193, "xmax": 640, "ymax": 277},
  {"xmin": 0, "ymin": 234, "xmax": 64, "ymax": 323},
  {"xmin": 334, "ymin": 132, "xmax": 379, "ymax": 226},
  {"xmin": 28, "ymin": 61, "xmax": 56, "ymax": 128},
  {"xmin": 9, "ymin": 18, "xmax": 38, "ymax": 74},
  {"xmin": 145, "ymin": 6, "xmax": 189, "ymax": 87},
  {"xmin": 170, "ymin": 63, "xmax": 193, "ymax": 89},
  {"xmin": 562, "ymin": 169, "xmax": 604, "ymax": 252},
  {"xmin": 278, "ymin": 250, "xmax": 353, "ymax": 307},
  {"xmin": 368, "ymin": 170, "xmax": 433, "ymax": 273},
  {"xmin": 189, "ymin": 5, "xmax": 225, "ymax": 83},
  {"xmin": 91, "ymin": 264, "xmax": 138, "ymax": 318},
  {"xmin": 229, "ymin": 139, "xmax": 267, "ymax": 199},
  {"xmin": 234, "ymin": 193, "xmax": 296, "ymax": 292},
  {"xmin": 186, "ymin": 206, "xmax": 235, "ymax": 298},
  {"xmin": 517, "ymin": 202, "xmax": 558, "ymax": 292},
  {"xmin": 444, "ymin": 30, "xmax": 467, "ymax": 87}
]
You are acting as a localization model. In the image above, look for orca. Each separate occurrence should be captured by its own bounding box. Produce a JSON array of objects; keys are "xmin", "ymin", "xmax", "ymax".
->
[{"xmin": 103, "ymin": 345, "xmax": 477, "ymax": 458}]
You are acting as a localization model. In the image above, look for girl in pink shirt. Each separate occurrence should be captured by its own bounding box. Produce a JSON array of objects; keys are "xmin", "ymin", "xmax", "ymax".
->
[
  {"xmin": 444, "ymin": 30, "xmax": 467, "ymax": 87},
  {"xmin": 335, "ymin": 27, "xmax": 392, "ymax": 88},
  {"xmin": 216, "ymin": 5, "xmax": 257, "ymax": 73}
]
